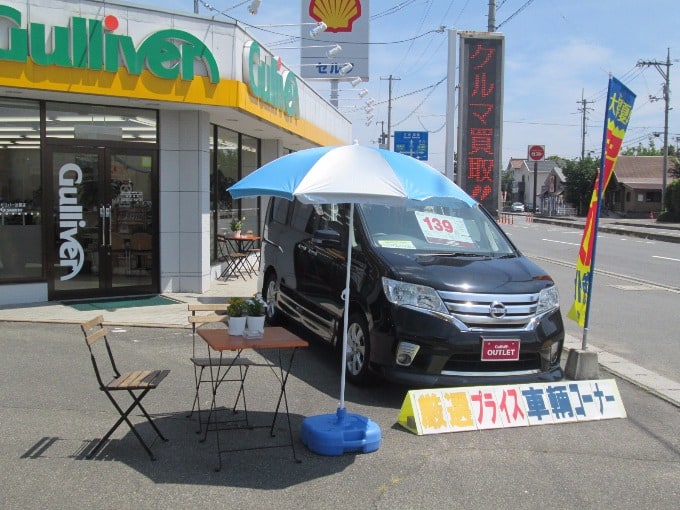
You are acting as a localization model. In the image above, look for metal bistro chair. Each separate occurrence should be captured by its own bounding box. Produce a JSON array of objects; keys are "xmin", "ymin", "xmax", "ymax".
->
[
  {"xmin": 80, "ymin": 315, "xmax": 170, "ymax": 460},
  {"xmin": 187, "ymin": 304, "xmax": 254, "ymax": 434},
  {"xmin": 217, "ymin": 234, "xmax": 250, "ymax": 280},
  {"xmin": 244, "ymin": 230, "xmax": 261, "ymax": 274}
]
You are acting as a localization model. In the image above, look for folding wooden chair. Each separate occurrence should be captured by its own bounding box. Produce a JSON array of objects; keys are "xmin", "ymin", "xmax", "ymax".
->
[
  {"xmin": 80, "ymin": 315, "xmax": 169, "ymax": 460},
  {"xmin": 187, "ymin": 304, "xmax": 254, "ymax": 434}
]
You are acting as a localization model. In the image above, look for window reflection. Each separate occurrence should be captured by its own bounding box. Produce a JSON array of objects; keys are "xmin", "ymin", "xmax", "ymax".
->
[{"xmin": 0, "ymin": 99, "xmax": 43, "ymax": 281}]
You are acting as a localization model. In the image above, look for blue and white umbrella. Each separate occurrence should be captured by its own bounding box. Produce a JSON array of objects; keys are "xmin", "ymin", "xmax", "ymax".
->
[{"xmin": 229, "ymin": 143, "xmax": 476, "ymax": 454}]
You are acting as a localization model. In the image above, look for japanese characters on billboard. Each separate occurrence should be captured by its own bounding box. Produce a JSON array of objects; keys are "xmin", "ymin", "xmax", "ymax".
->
[
  {"xmin": 300, "ymin": 0, "xmax": 369, "ymax": 80},
  {"xmin": 456, "ymin": 33, "xmax": 504, "ymax": 214}
]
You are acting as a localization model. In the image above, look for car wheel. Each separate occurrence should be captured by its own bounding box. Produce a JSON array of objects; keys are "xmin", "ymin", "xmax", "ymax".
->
[
  {"xmin": 262, "ymin": 271, "xmax": 282, "ymax": 326},
  {"xmin": 343, "ymin": 312, "xmax": 373, "ymax": 385}
]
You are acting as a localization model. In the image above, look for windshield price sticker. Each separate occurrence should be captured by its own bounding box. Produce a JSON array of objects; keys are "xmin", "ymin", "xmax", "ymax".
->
[
  {"xmin": 377, "ymin": 239, "xmax": 416, "ymax": 249},
  {"xmin": 414, "ymin": 211, "xmax": 473, "ymax": 245}
]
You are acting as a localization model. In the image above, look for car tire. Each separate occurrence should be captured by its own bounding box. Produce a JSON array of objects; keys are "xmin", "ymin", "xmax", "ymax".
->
[
  {"xmin": 342, "ymin": 311, "xmax": 373, "ymax": 385},
  {"xmin": 262, "ymin": 270, "xmax": 282, "ymax": 326}
]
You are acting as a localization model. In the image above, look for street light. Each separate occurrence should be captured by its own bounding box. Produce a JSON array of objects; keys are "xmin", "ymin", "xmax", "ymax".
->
[
  {"xmin": 338, "ymin": 63, "xmax": 353, "ymax": 76},
  {"xmin": 326, "ymin": 44, "xmax": 342, "ymax": 58},
  {"xmin": 309, "ymin": 22, "xmax": 327, "ymax": 38}
]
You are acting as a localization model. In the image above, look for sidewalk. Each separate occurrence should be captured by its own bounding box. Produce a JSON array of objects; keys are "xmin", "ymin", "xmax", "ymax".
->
[
  {"xmin": 532, "ymin": 214, "xmax": 680, "ymax": 243},
  {"xmin": 0, "ymin": 275, "xmax": 258, "ymax": 328}
]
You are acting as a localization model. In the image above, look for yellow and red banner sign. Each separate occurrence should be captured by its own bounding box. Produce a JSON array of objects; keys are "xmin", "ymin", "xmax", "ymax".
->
[{"xmin": 568, "ymin": 77, "xmax": 636, "ymax": 326}]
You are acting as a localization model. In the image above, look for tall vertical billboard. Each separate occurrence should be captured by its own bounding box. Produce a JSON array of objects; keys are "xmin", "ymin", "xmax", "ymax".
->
[
  {"xmin": 456, "ymin": 32, "xmax": 504, "ymax": 214},
  {"xmin": 300, "ymin": 0, "xmax": 369, "ymax": 81}
]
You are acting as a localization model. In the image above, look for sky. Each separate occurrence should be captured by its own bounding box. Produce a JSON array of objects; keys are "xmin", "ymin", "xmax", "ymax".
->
[{"xmin": 132, "ymin": 0, "xmax": 678, "ymax": 173}]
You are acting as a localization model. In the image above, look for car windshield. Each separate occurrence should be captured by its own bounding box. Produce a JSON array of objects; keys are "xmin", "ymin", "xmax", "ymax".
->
[{"xmin": 358, "ymin": 200, "xmax": 516, "ymax": 257}]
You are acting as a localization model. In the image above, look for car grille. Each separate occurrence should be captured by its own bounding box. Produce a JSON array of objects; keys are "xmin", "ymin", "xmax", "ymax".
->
[{"xmin": 438, "ymin": 290, "xmax": 540, "ymax": 331}]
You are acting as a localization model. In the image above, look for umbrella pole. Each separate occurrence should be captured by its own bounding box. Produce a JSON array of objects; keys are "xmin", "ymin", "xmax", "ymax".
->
[{"xmin": 339, "ymin": 203, "xmax": 354, "ymax": 412}]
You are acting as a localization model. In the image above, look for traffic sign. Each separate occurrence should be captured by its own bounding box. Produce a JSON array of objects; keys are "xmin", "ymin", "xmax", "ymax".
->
[
  {"xmin": 394, "ymin": 131, "xmax": 428, "ymax": 161},
  {"xmin": 528, "ymin": 145, "xmax": 545, "ymax": 161}
]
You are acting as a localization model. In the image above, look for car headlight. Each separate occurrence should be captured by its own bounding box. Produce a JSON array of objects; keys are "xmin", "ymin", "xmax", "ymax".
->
[
  {"xmin": 381, "ymin": 277, "xmax": 448, "ymax": 314},
  {"xmin": 537, "ymin": 285, "xmax": 559, "ymax": 314}
]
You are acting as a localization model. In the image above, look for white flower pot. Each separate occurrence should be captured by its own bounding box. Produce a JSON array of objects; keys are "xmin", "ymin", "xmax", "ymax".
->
[
  {"xmin": 246, "ymin": 315, "xmax": 266, "ymax": 334},
  {"xmin": 229, "ymin": 316, "xmax": 247, "ymax": 336}
]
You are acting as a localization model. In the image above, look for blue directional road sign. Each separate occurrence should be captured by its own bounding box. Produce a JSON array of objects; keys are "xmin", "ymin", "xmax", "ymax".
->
[{"xmin": 394, "ymin": 131, "xmax": 428, "ymax": 161}]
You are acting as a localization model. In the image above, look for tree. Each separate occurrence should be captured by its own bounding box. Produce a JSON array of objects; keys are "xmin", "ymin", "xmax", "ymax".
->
[
  {"xmin": 659, "ymin": 178, "xmax": 680, "ymax": 222},
  {"xmin": 563, "ymin": 157, "xmax": 599, "ymax": 216},
  {"xmin": 622, "ymin": 138, "xmax": 677, "ymax": 157}
]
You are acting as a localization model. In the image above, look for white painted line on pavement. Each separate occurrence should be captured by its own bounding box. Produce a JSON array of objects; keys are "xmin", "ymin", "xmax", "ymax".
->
[
  {"xmin": 653, "ymin": 255, "xmax": 680, "ymax": 263},
  {"xmin": 542, "ymin": 238, "xmax": 580, "ymax": 247}
]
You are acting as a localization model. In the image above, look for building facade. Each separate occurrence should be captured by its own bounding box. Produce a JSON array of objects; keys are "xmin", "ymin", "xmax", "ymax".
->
[{"xmin": 0, "ymin": 0, "xmax": 351, "ymax": 305}]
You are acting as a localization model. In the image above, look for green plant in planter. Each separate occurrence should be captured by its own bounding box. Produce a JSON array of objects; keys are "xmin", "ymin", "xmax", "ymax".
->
[
  {"xmin": 230, "ymin": 216, "xmax": 246, "ymax": 232},
  {"xmin": 246, "ymin": 295, "xmax": 266, "ymax": 317},
  {"xmin": 226, "ymin": 297, "xmax": 248, "ymax": 317}
]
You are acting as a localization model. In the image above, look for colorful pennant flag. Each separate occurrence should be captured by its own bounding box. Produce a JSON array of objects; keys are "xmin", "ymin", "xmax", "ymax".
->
[{"xmin": 568, "ymin": 77, "xmax": 636, "ymax": 327}]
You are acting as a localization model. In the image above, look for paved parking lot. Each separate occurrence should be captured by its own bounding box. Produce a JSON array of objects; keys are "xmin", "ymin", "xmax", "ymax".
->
[{"xmin": 1, "ymin": 317, "xmax": 679, "ymax": 509}]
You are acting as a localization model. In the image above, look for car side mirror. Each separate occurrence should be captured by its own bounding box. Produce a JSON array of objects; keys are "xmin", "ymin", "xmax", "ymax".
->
[{"xmin": 312, "ymin": 229, "xmax": 341, "ymax": 248}]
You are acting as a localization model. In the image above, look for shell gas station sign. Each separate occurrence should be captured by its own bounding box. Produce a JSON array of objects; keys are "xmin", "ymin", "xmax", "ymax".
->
[{"xmin": 300, "ymin": 0, "xmax": 369, "ymax": 80}]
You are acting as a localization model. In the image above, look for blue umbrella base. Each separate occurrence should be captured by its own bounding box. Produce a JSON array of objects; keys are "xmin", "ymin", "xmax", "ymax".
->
[{"xmin": 300, "ymin": 407, "xmax": 381, "ymax": 456}]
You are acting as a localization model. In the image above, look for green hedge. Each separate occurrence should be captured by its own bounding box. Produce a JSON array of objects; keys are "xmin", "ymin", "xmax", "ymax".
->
[{"xmin": 659, "ymin": 179, "xmax": 680, "ymax": 222}]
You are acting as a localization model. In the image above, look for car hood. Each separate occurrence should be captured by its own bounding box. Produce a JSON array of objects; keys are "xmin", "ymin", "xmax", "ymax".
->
[{"xmin": 375, "ymin": 250, "xmax": 554, "ymax": 294}]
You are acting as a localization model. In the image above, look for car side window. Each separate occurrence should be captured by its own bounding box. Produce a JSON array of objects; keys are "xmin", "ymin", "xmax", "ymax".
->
[
  {"xmin": 271, "ymin": 197, "xmax": 289, "ymax": 225},
  {"xmin": 291, "ymin": 200, "xmax": 314, "ymax": 232}
]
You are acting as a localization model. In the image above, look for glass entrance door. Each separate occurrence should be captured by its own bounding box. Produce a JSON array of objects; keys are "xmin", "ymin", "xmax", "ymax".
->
[{"xmin": 46, "ymin": 146, "xmax": 157, "ymax": 300}]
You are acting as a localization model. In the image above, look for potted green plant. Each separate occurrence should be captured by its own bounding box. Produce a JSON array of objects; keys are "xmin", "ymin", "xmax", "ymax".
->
[
  {"xmin": 230, "ymin": 216, "xmax": 246, "ymax": 236},
  {"xmin": 245, "ymin": 294, "xmax": 266, "ymax": 334},
  {"xmin": 226, "ymin": 297, "xmax": 248, "ymax": 335}
]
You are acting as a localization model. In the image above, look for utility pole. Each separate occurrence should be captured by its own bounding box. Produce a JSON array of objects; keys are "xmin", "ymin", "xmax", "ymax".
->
[
  {"xmin": 488, "ymin": 0, "xmax": 496, "ymax": 32},
  {"xmin": 380, "ymin": 75, "xmax": 400, "ymax": 150},
  {"xmin": 637, "ymin": 48, "xmax": 672, "ymax": 210},
  {"xmin": 376, "ymin": 120, "xmax": 387, "ymax": 149},
  {"xmin": 577, "ymin": 90, "xmax": 594, "ymax": 159}
]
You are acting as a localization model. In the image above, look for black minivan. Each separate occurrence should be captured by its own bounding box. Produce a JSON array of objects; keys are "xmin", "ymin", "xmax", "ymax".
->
[{"xmin": 259, "ymin": 197, "xmax": 564, "ymax": 387}]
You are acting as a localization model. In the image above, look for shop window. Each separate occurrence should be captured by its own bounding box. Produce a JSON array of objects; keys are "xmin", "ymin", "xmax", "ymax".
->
[
  {"xmin": 0, "ymin": 99, "xmax": 43, "ymax": 281},
  {"xmin": 46, "ymin": 102, "xmax": 157, "ymax": 144},
  {"xmin": 240, "ymin": 135, "xmax": 260, "ymax": 235},
  {"xmin": 209, "ymin": 127, "xmax": 260, "ymax": 264}
]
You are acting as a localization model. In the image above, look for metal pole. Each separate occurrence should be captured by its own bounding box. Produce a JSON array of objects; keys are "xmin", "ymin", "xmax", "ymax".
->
[
  {"xmin": 444, "ymin": 28, "xmax": 457, "ymax": 180},
  {"xmin": 661, "ymin": 48, "xmax": 670, "ymax": 211},
  {"xmin": 488, "ymin": 0, "xmax": 496, "ymax": 32},
  {"xmin": 637, "ymin": 49, "xmax": 672, "ymax": 211},
  {"xmin": 330, "ymin": 80, "xmax": 338, "ymax": 108},
  {"xmin": 194, "ymin": 0, "xmax": 199, "ymax": 14},
  {"xmin": 381, "ymin": 75, "xmax": 400, "ymax": 151},
  {"xmin": 533, "ymin": 160, "xmax": 538, "ymax": 212},
  {"xmin": 386, "ymin": 76, "xmax": 393, "ymax": 151}
]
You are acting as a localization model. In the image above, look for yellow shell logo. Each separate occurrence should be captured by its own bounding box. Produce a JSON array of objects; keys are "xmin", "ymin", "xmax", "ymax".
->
[{"xmin": 309, "ymin": 0, "xmax": 362, "ymax": 32}]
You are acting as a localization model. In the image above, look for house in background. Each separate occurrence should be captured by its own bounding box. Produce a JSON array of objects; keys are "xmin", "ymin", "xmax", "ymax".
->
[
  {"xmin": 538, "ymin": 165, "xmax": 576, "ymax": 216},
  {"xmin": 505, "ymin": 158, "xmax": 566, "ymax": 211},
  {"xmin": 607, "ymin": 156, "xmax": 673, "ymax": 217}
]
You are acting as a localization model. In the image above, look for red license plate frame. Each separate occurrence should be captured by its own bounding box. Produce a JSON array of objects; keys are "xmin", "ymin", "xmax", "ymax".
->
[{"xmin": 481, "ymin": 339, "xmax": 520, "ymax": 361}]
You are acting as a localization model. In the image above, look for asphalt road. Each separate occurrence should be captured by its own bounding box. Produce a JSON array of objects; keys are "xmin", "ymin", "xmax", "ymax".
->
[
  {"xmin": 501, "ymin": 220, "xmax": 680, "ymax": 384},
  {"xmin": 1, "ymin": 321, "xmax": 679, "ymax": 509}
]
